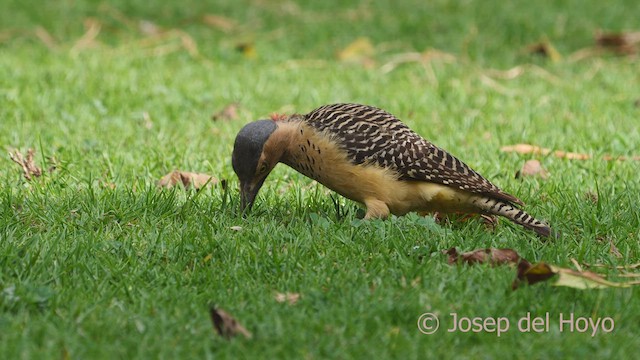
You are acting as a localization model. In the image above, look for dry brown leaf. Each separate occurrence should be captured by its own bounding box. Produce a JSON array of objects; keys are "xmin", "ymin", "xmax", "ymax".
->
[
  {"xmin": 202, "ymin": 14, "xmax": 238, "ymax": 32},
  {"xmin": 501, "ymin": 144, "xmax": 550, "ymax": 155},
  {"xmin": 9, "ymin": 148, "xmax": 43, "ymax": 181},
  {"xmin": 588, "ymin": 263, "xmax": 640, "ymax": 270},
  {"xmin": 618, "ymin": 273, "xmax": 640, "ymax": 278},
  {"xmin": 584, "ymin": 191, "xmax": 599, "ymax": 204},
  {"xmin": 595, "ymin": 30, "xmax": 640, "ymax": 55},
  {"xmin": 235, "ymin": 42, "xmax": 256, "ymax": 59},
  {"xmin": 274, "ymin": 292, "xmax": 301, "ymax": 305},
  {"xmin": 501, "ymin": 144, "xmax": 640, "ymax": 161},
  {"xmin": 609, "ymin": 240, "xmax": 623, "ymax": 259},
  {"xmin": 142, "ymin": 111, "xmax": 153, "ymax": 129},
  {"xmin": 515, "ymin": 159, "xmax": 549, "ymax": 179},
  {"xmin": 512, "ymin": 260, "xmax": 556, "ymax": 289},
  {"xmin": 570, "ymin": 258, "xmax": 583, "ymax": 272},
  {"xmin": 34, "ymin": 26, "xmax": 57, "ymax": 49},
  {"xmin": 500, "ymin": 144, "xmax": 590, "ymax": 159},
  {"xmin": 212, "ymin": 103, "xmax": 240, "ymax": 121},
  {"xmin": 446, "ymin": 248, "xmax": 522, "ymax": 266},
  {"xmin": 525, "ymin": 40, "xmax": 562, "ymax": 62},
  {"xmin": 139, "ymin": 20, "xmax": 162, "ymax": 36},
  {"xmin": 71, "ymin": 18, "xmax": 102, "ymax": 53},
  {"xmin": 209, "ymin": 307, "xmax": 252, "ymax": 339},
  {"xmin": 513, "ymin": 261, "xmax": 638, "ymax": 290},
  {"xmin": 379, "ymin": 49, "xmax": 456, "ymax": 74},
  {"xmin": 555, "ymin": 150, "xmax": 591, "ymax": 160},
  {"xmin": 157, "ymin": 170, "xmax": 217, "ymax": 190},
  {"xmin": 337, "ymin": 37, "xmax": 375, "ymax": 67}
]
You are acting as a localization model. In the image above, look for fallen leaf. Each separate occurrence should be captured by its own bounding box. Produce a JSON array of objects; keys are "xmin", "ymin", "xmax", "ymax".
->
[
  {"xmin": 235, "ymin": 42, "xmax": 256, "ymax": 59},
  {"xmin": 100, "ymin": 181, "xmax": 116, "ymax": 190},
  {"xmin": 512, "ymin": 261, "xmax": 557, "ymax": 289},
  {"xmin": 157, "ymin": 170, "xmax": 217, "ymax": 190},
  {"xmin": 610, "ymin": 240, "xmax": 623, "ymax": 258},
  {"xmin": 9, "ymin": 148, "xmax": 43, "ymax": 181},
  {"xmin": 525, "ymin": 40, "xmax": 562, "ymax": 62},
  {"xmin": 588, "ymin": 262, "xmax": 640, "ymax": 270},
  {"xmin": 202, "ymin": 14, "xmax": 237, "ymax": 32},
  {"xmin": 139, "ymin": 20, "xmax": 162, "ymax": 36},
  {"xmin": 71, "ymin": 18, "xmax": 102, "ymax": 53},
  {"xmin": 446, "ymin": 248, "xmax": 521, "ymax": 266},
  {"xmin": 46, "ymin": 155, "xmax": 59, "ymax": 173},
  {"xmin": 274, "ymin": 292, "xmax": 301, "ymax": 305},
  {"xmin": 142, "ymin": 111, "xmax": 153, "ymax": 129},
  {"xmin": 209, "ymin": 307, "xmax": 252, "ymax": 339},
  {"xmin": 584, "ymin": 191, "xmax": 599, "ymax": 204},
  {"xmin": 379, "ymin": 49, "xmax": 456, "ymax": 74},
  {"xmin": 515, "ymin": 159, "xmax": 549, "ymax": 179},
  {"xmin": 337, "ymin": 37, "xmax": 375, "ymax": 66},
  {"xmin": 500, "ymin": 144, "xmax": 590, "ymax": 160},
  {"xmin": 502, "ymin": 144, "xmax": 640, "ymax": 161},
  {"xmin": 513, "ymin": 261, "xmax": 638, "ymax": 289},
  {"xmin": 570, "ymin": 258, "xmax": 583, "ymax": 272},
  {"xmin": 595, "ymin": 30, "xmax": 640, "ymax": 55},
  {"xmin": 618, "ymin": 273, "xmax": 640, "ymax": 278},
  {"xmin": 34, "ymin": 26, "xmax": 57, "ymax": 49},
  {"xmin": 211, "ymin": 103, "xmax": 240, "ymax": 121}
]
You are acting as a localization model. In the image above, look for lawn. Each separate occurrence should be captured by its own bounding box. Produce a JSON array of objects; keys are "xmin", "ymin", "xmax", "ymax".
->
[{"xmin": 1, "ymin": 0, "xmax": 639, "ymax": 358}]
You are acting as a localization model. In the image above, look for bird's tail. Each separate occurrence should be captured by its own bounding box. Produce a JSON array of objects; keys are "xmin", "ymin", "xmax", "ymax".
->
[{"xmin": 471, "ymin": 196, "xmax": 552, "ymax": 238}]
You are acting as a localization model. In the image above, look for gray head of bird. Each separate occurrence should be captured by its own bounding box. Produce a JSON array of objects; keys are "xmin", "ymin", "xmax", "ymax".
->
[{"xmin": 231, "ymin": 119, "xmax": 285, "ymax": 213}]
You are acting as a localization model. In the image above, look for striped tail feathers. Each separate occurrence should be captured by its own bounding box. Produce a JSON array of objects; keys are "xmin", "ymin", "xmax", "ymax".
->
[{"xmin": 471, "ymin": 196, "xmax": 552, "ymax": 238}]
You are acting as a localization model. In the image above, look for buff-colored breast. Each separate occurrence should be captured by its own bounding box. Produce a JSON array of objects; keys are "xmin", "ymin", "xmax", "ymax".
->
[{"xmin": 276, "ymin": 122, "xmax": 479, "ymax": 216}]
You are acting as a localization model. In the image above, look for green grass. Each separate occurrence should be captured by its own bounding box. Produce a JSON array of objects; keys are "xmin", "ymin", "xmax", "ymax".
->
[{"xmin": 1, "ymin": 0, "xmax": 640, "ymax": 358}]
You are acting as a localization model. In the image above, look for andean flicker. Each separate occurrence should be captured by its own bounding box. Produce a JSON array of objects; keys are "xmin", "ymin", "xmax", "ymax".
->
[{"xmin": 231, "ymin": 103, "xmax": 551, "ymax": 237}]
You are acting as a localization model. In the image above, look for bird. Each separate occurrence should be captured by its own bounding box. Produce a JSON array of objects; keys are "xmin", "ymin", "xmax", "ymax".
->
[{"xmin": 231, "ymin": 103, "xmax": 552, "ymax": 237}]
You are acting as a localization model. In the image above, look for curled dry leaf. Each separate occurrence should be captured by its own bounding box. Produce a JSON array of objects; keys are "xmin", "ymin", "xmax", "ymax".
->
[
  {"xmin": 501, "ymin": 144, "xmax": 640, "ymax": 161},
  {"xmin": 337, "ymin": 37, "xmax": 375, "ymax": 67},
  {"xmin": 202, "ymin": 14, "xmax": 238, "ymax": 33},
  {"xmin": 587, "ymin": 262, "xmax": 640, "ymax": 270},
  {"xmin": 446, "ymin": 248, "xmax": 522, "ymax": 266},
  {"xmin": 584, "ymin": 191, "xmax": 599, "ymax": 204},
  {"xmin": 211, "ymin": 103, "xmax": 240, "ymax": 121},
  {"xmin": 515, "ymin": 159, "xmax": 549, "ymax": 179},
  {"xmin": 512, "ymin": 261, "xmax": 556, "ymax": 289},
  {"xmin": 595, "ymin": 30, "xmax": 640, "ymax": 55},
  {"xmin": 525, "ymin": 40, "xmax": 562, "ymax": 62},
  {"xmin": 157, "ymin": 170, "xmax": 218, "ymax": 190},
  {"xmin": 34, "ymin": 26, "xmax": 57, "ymax": 49},
  {"xmin": 274, "ymin": 292, "xmax": 301, "ymax": 305},
  {"xmin": 71, "ymin": 17, "xmax": 102, "ymax": 53},
  {"xmin": 235, "ymin": 42, "xmax": 256, "ymax": 59},
  {"xmin": 500, "ymin": 144, "xmax": 591, "ymax": 160},
  {"xmin": 9, "ymin": 148, "xmax": 43, "ymax": 181},
  {"xmin": 209, "ymin": 307, "xmax": 252, "ymax": 339},
  {"xmin": 512, "ymin": 261, "xmax": 638, "ymax": 290},
  {"xmin": 609, "ymin": 240, "xmax": 623, "ymax": 259}
]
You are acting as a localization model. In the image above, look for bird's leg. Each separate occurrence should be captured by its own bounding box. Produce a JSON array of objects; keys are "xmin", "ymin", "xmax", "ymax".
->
[{"xmin": 363, "ymin": 198, "xmax": 390, "ymax": 220}]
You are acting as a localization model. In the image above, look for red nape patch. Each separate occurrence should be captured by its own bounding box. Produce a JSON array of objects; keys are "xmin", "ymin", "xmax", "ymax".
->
[{"xmin": 270, "ymin": 113, "xmax": 288, "ymax": 121}]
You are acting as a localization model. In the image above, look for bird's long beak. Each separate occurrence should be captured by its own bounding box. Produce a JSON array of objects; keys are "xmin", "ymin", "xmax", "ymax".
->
[{"xmin": 240, "ymin": 178, "xmax": 266, "ymax": 215}]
